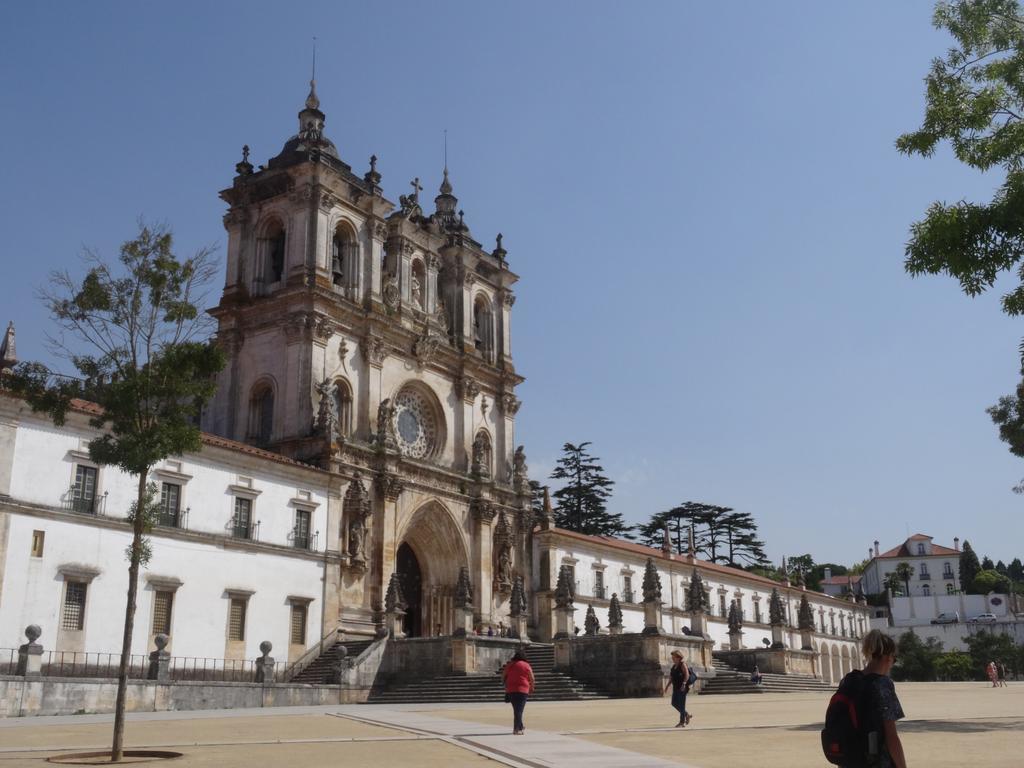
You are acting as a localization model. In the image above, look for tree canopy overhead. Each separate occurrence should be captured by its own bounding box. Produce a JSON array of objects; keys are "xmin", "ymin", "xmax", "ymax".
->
[
  {"xmin": 636, "ymin": 502, "xmax": 769, "ymax": 567},
  {"xmin": 549, "ymin": 442, "xmax": 632, "ymax": 538}
]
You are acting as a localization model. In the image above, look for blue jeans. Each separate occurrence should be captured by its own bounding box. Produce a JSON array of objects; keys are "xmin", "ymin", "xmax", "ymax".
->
[
  {"xmin": 671, "ymin": 689, "xmax": 688, "ymax": 721},
  {"xmin": 509, "ymin": 692, "xmax": 528, "ymax": 731}
]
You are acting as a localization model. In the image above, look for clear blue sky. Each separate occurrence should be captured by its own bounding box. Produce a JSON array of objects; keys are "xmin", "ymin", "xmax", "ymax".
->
[{"xmin": 2, "ymin": 2, "xmax": 1021, "ymax": 568}]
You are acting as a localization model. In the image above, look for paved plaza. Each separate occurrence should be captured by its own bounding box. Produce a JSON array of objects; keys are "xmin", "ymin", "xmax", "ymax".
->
[{"xmin": 0, "ymin": 683, "xmax": 1020, "ymax": 767}]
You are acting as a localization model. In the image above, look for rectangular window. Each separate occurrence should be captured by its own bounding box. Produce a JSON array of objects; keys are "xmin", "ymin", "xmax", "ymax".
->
[
  {"xmin": 290, "ymin": 604, "xmax": 307, "ymax": 645},
  {"xmin": 159, "ymin": 482, "xmax": 181, "ymax": 527},
  {"xmin": 594, "ymin": 570, "xmax": 605, "ymax": 599},
  {"xmin": 62, "ymin": 582, "xmax": 87, "ymax": 630},
  {"xmin": 228, "ymin": 598, "xmax": 247, "ymax": 641},
  {"xmin": 293, "ymin": 509, "xmax": 311, "ymax": 550},
  {"xmin": 719, "ymin": 594, "xmax": 727, "ymax": 617},
  {"xmin": 754, "ymin": 601, "xmax": 761, "ymax": 623},
  {"xmin": 71, "ymin": 465, "xmax": 97, "ymax": 514},
  {"xmin": 623, "ymin": 574, "xmax": 633, "ymax": 602},
  {"xmin": 233, "ymin": 497, "xmax": 252, "ymax": 539},
  {"xmin": 31, "ymin": 530, "xmax": 45, "ymax": 557},
  {"xmin": 152, "ymin": 590, "xmax": 174, "ymax": 635}
]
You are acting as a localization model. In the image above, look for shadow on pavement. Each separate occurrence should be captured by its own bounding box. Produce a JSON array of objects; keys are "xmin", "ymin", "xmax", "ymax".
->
[{"xmin": 790, "ymin": 719, "xmax": 1023, "ymax": 734}]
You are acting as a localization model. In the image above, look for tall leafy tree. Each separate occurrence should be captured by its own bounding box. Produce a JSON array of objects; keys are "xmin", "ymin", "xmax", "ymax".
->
[
  {"xmin": 981, "ymin": 555, "xmax": 996, "ymax": 570},
  {"xmin": 549, "ymin": 442, "xmax": 630, "ymax": 537},
  {"xmin": 721, "ymin": 510, "xmax": 769, "ymax": 568},
  {"xmin": 895, "ymin": 562, "xmax": 916, "ymax": 596},
  {"xmin": 1008, "ymin": 557, "xmax": 1024, "ymax": 581},
  {"xmin": 884, "ymin": 571, "xmax": 903, "ymax": 596},
  {"xmin": 6, "ymin": 225, "xmax": 224, "ymax": 761},
  {"xmin": 636, "ymin": 501, "xmax": 759, "ymax": 563},
  {"xmin": 898, "ymin": 0, "xmax": 1024, "ymax": 465},
  {"xmin": 960, "ymin": 539, "xmax": 983, "ymax": 592}
]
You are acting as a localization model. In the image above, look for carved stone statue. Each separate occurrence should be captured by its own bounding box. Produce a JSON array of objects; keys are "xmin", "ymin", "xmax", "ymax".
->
[
  {"xmin": 434, "ymin": 297, "xmax": 448, "ymax": 330},
  {"xmin": 348, "ymin": 515, "xmax": 365, "ymax": 561},
  {"xmin": 382, "ymin": 273, "xmax": 400, "ymax": 310},
  {"xmin": 512, "ymin": 445, "xmax": 528, "ymax": 487},
  {"xmin": 497, "ymin": 543, "xmax": 513, "ymax": 589},
  {"xmin": 411, "ymin": 273, "xmax": 423, "ymax": 309},
  {"xmin": 375, "ymin": 398, "xmax": 398, "ymax": 451},
  {"xmin": 554, "ymin": 565, "xmax": 575, "ymax": 609},
  {"xmin": 727, "ymin": 600, "xmax": 743, "ymax": 633},
  {"xmin": 344, "ymin": 473, "xmax": 371, "ymax": 562},
  {"xmin": 471, "ymin": 432, "xmax": 491, "ymax": 479},
  {"xmin": 314, "ymin": 377, "xmax": 340, "ymax": 447}
]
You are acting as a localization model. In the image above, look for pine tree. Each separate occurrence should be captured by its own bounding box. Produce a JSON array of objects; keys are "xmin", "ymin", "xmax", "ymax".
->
[
  {"xmin": 1008, "ymin": 557, "xmax": 1024, "ymax": 582},
  {"xmin": 981, "ymin": 555, "xmax": 996, "ymax": 571},
  {"xmin": 550, "ymin": 442, "xmax": 630, "ymax": 538},
  {"xmin": 960, "ymin": 540, "xmax": 982, "ymax": 594},
  {"xmin": 636, "ymin": 501, "xmax": 747, "ymax": 562},
  {"xmin": 721, "ymin": 510, "xmax": 769, "ymax": 568}
]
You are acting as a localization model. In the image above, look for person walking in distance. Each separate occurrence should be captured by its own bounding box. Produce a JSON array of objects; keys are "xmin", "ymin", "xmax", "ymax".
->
[
  {"xmin": 502, "ymin": 649, "xmax": 535, "ymax": 735},
  {"xmin": 663, "ymin": 650, "xmax": 692, "ymax": 727}
]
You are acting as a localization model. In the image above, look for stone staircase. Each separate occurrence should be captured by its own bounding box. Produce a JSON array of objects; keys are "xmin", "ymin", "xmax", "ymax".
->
[
  {"xmin": 698, "ymin": 654, "xmax": 834, "ymax": 695},
  {"xmin": 289, "ymin": 639, "xmax": 375, "ymax": 684},
  {"xmin": 366, "ymin": 643, "xmax": 612, "ymax": 704}
]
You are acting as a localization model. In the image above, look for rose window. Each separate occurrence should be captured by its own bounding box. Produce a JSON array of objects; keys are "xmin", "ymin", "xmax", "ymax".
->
[{"xmin": 393, "ymin": 388, "xmax": 437, "ymax": 459}]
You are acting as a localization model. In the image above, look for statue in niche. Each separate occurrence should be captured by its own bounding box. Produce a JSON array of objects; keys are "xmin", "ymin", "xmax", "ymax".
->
[
  {"xmin": 512, "ymin": 446, "xmax": 528, "ymax": 483},
  {"xmin": 348, "ymin": 514, "xmax": 365, "ymax": 561},
  {"xmin": 434, "ymin": 297, "xmax": 448, "ymax": 330},
  {"xmin": 382, "ymin": 273, "xmax": 400, "ymax": 310},
  {"xmin": 375, "ymin": 398, "xmax": 398, "ymax": 450},
  {"xmin": 471, "ymin": 433, "xmax": 491, "ymax": 479},
  {"xmin": 497, "ymin": 540, "xmax": 513, "ymax": 590},
  {"xmin": 411, "ymin": 273, "xmax": 423, "ymax": 309}
]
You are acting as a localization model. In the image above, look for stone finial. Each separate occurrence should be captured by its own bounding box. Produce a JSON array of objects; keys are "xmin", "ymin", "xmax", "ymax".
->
[
  {"xmin": 540, "ymin": 486, "xmax": 555, "ymax": 529},
  {"xmin": 662, "ymin": 524, "xmax": 672, "ymax": 555},
  {"xmin": 686, "ymin": 569, "xmax": 708, "ymax": 613},
  {"xmin": 554, "ymin": 564, "xmax": 575, "ymax": 609},
  {"xmin": 365, "ymin": 154, "xmax": 382, "ymax": 186},
  {"xmin": 0, "ymin": 321, "xmax": 16, "ymax": 371},
  {"xmin": 254, "ymin": 640, "xmax": 276, "ymax": 683},
  {"xmin": 727, "ymin": 600, "xmax": 743, "ymax": 633},
  {"xmin": 235, "ymin": 145, "xmax": 254, "ymax": 176},
  {"xmin": 493, "ymin": 233, "xmax": 507, "ymax": 262},
  {"xmin": 259, "ymin": 640, "xmax": 273, "ymax": 657},
  {"xmin": 24, "ymin": 624, "xmax": 41, "ymax": 644},
  {"xmin": 607, "ymin": 593, "xmax": 624, "ymax": 628},
  {"xmin": 154, "ymin": 633, "xmax": 169, "ymax": 651},
  {"xmin": 584, "ymin": 605, "xmax": 600, "ymax": 636},
  {"xmin": 509, "ymin": 575, "xmax": 528, "ymax": 617},
  {"xmin": 768, "ymin": 588, "xmax": 786, "ymax": 626},
  {"xmin": 385, "ymin": 572, "xmax": 407, "ymax": 613},
  {"xmin": 454, "ymin": 566, "xmax": 474, "ymax": 609},
  {"xmin": 642, "ymin": 558, "xmax": 662, "ymax": 602},
  {"xmin": 798, "ymin": 594, "xmax": 815, "ymax": 630}
]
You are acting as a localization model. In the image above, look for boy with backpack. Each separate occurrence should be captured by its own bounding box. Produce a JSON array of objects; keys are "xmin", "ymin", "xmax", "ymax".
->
[{"xmin": 821, "ymin": 630, "xmax": 906, "ymax": 768}]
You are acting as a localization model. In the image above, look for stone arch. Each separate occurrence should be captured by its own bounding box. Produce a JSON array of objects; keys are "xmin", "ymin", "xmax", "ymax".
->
[
  {"xmin": 333, "ymin": 377, "xmax": 353, "ymax": 437},
  {"xmin": 410, "ymin": 258, "xmax": 426, "ymax": 310},
  {"xmin": 255, "ymin": 214, "xmax": 287, "ymax": 290},
  {"xmin": 247, "ymin": 376, "xmax": 277, "ymax": 445},
  {"xmin": 390, "ymin": 380, "xmax": 447, "ymax": 461},
  {"xmin": 398, "ymin": 500, "xmax": 470, "ymax": 636},
  {"xmin": 818, "ymin": 641, "xmax": 832, "ymax": 684},
  {"xmin": 830, "ymin": 643, "xmax": 842, "ymax": 684},
  {"xmin": 473, "ymin": 292, "xmax": 495, "ymax": 363},
  {"xmin": 471, "ymin": 428, "xmax": 493, "ymax": 479},
  {"xmin": 331, "ymin": 218, "xmax": 359, "ymax": 292}
]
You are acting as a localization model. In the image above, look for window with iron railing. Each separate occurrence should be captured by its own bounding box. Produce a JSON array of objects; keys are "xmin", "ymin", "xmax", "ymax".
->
[
  {"xmin": 231, "ymin": 497, "xmax": 257, "ymax": 540},
  {"xmin": 62, "ymin": 582, "xmax": 87, "ymax": 631},
  {"xmin": 158, "ymin": 482, "xmax": 182, "ymax": 527},
  {"xmin": 594, "ymin": 570, "xmax": 605, "ymax": 599},
  {"xmin": 67, "ymin": 465, "xmax": 98, "ymax": 515},
  {"xmin": 622, "ymin": 575, "xmax": 634, "ymax": 603},
  {"xmin": 152, "ymin": 590, "xmax": 173, "ymax": 635},
  {"xmin": 291, "ymin": 510, "xmax": 312, "ymax": 550}
]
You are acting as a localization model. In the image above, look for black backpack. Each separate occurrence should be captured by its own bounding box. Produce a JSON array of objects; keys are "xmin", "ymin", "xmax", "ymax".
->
[{"xmin": 821, "ymin": 670, "xmax": 880, "ymax": 767}]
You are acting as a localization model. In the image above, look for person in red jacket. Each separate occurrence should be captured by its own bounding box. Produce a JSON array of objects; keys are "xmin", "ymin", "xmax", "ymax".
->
[{"xmin": 502, "ymin": 649, "xmax": 536, "ymax": 735}]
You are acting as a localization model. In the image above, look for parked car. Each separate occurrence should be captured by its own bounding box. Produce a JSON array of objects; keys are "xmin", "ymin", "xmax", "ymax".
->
[
  {"xmin": 930, "ymin": 612, "xmax": 960, "ymax": 624},
  {"xmin": 967, "ymin": 613, "xmax": 998, "ymax": 624}
]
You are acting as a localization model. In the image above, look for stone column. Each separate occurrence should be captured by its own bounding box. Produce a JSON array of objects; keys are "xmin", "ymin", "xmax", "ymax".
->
[
  {"xmin": 373, "ymin": 469, "xmax": 403, "ymax": 631},
  {"xmin": 497, "ymin": 289, "xmax": 514, "ymax": 363},
  {"xmin": 147, "ymin": 633, "xmax": 171, "ymax": 681},
  {"xmin": 641, "ymin": 558, "xmax": 664, "ymax": 635},
  {"xmin": 425, "ymin": 254, "xmax": 440, "ymax": 316},
  {"xmin": 553, "ymin": 565, "xmax": 576, "ymax": 640},
  {"xmin": 16, "ymin": 625, "xmax": 43, "ymax": 677},
  {"xmin": 471, "ymin": 498, "xmax": 495, "ymax": 630},
  {"xmin": 462, "ymin": 271, "xmax": 476, "ymax": 350},
  {"xmin": 254, "ymin": 641, "xmax": 275, "ymax": 684},
  {"xmin": 457, "ymin": 376, "xmax": 480, "ymax": 472},
  {"xmin": 369, "ymin": 221, "xmax": 387, "ymax": 306},
  {"xmin": 769, "ymin": 588, "xmax": 787, "ymax": 649}
]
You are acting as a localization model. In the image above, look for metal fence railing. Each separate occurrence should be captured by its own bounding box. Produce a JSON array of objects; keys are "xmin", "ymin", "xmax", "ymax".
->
[{"xmin": 0, "ymin": 649, "xmax": 257, "ymax": 683}]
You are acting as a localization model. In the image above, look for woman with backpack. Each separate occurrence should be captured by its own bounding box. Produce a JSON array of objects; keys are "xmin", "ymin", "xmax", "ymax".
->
[{"xmin": 663, "ymin": 650, "xmax": 693, "ymax": 728}]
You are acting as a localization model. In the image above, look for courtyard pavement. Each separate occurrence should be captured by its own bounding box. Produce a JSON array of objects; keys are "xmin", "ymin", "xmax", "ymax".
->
[{"xmin": 0, "ymin": 682, "xmax": 1019, "ymax": 767}]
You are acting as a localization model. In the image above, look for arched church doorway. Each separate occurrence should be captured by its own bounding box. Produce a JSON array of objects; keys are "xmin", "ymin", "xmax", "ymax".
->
[{"xmin": 396, "ymin": 542, "xmax": 423, "ymax": 637}]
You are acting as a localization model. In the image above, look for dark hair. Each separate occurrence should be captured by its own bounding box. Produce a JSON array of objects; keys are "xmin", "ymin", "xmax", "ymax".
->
[{"xmin": 511, "ymin": 649, "xmax": 527, "ymax": 662}]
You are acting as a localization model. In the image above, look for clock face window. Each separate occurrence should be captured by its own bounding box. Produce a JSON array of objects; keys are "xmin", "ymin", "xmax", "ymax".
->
[{"xmin": 394, "ymin": 388, "xmax": 437, "ymax": 459}]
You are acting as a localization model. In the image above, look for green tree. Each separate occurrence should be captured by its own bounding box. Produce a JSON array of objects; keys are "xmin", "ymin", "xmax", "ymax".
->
[
  {"xmin": 6, "ymin": 224, "xmax": 224, "ymax": 761},
  {"xmin": 527, "ymin": 479, "xmax": 546, "ymax": 525},
  {"xmin": 884, "ymin": 571, "xmax": 903, "ymax": 596},
  {"xmin": 892, "ymin": 631, "xmax": 943, "ymax": 681},
  {"xmin": 898, "ymin": 0, "xmax": 1024, "ymax": 462},
  {"xmin": 848, "ymin": 558, "xmax": 870, "ymax": 575},
  {"xmin": 895, "ymin": 562, "xmax": 916, "ymax": 596},
  {"xmin": 806, "ymin": 563, "xmax": 849, "ymax": 593},
  {"xmin": 935, "ymin": 650, "xmax": 974, "ymax": 681},
  {"xmin": 961, "ymin": 540, "xmax": 983, "ymax": 592},
  {"xmin": 965, "ymin": 631, "xmax": 1020, "ymax": 677},
  {"xmin": 636, "ymin": 501, "xmax": 757, "ymax": 563},
  {"xmin": 981, "ymin": 555, "xmax": 996, "ymax": 571},
  {"xmin": 550, "ymin": 442, "xmax": 630, "ymax": 538},
  {"xmin": 721, "ymin": 510, "xmax": 770, "ymax": 568},
  {"xmin": 973, "ymin": 568, "xmax": 1013, "ymax": 593},
  {"xmin": 1009, "ymin": 557, "xmax": 1024, "ymax": 581}
]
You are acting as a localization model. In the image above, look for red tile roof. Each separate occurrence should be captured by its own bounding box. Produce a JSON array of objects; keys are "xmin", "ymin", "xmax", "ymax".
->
[
  {"xmin": 539, "ymin": 526, "xmax": 859, "ymax": 607},
  {"xmin": 821, "ymin": 574, "xmax": 862, "ymax": 586},
  {"xmin": 876, "ymin": 536, "xmax": 959, "ymax": 559}
]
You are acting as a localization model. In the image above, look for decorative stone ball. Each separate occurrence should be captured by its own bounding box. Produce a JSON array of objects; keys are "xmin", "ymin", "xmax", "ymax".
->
[
  {"xmin": 154, "ymin": 633, "xmax": 169, "ymax": 651},
  {"xmin": 336, "ymin": 645, "xmax": 348, "ymax": 659},
  {"xmin": 25, "ymin": 624, "xmax": 42, "ymax": 643},
  {"xmin": 259, "ymin": 641, "xmax": 273, "ymax": 656}
]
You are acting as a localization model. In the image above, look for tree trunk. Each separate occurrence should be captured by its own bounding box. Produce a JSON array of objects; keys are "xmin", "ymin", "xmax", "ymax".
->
[{"xmin": 111, "ymin": 468, "xmax": 148, "ymax": 762}]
